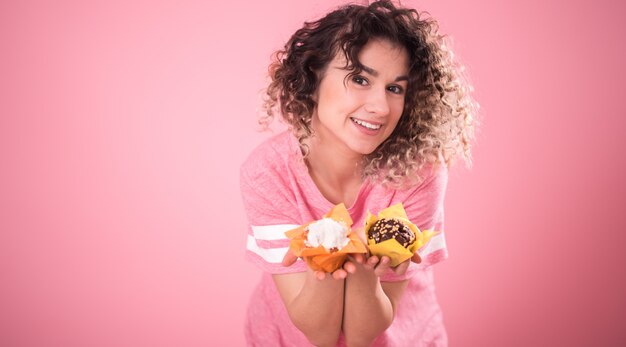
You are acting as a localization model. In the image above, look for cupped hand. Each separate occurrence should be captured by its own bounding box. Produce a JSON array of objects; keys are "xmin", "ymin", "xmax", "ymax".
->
[
  {"xmin": 313, "ymin": 254, "xmax": 362, "ymax": 280},
  {"xmin": 282, "ymin": 249, "xmax": 358, "ymax": 281},
  {"xmin": 358, "ymin": 251, "xmax": 422, "ymax": 277},
  {"xmin": 349, "ymin": 226, "xmax": 423, "ymax": 277}
]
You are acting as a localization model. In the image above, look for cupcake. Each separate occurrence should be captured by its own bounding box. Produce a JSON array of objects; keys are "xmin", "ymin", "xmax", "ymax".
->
[
  {"xmin": 305, "ymin": 218, "xmax": 351, "ymax": 252},
  {"xmin": 367, "ymin": 218, "xmax": 416, "ymax": 248},
  {"xmin": 364, "ymin": 203, "xmax": 436, "ymax": 267},
  {"xmin": 285, "ymin": 203, "xmax": 367, "ymax": 273}
]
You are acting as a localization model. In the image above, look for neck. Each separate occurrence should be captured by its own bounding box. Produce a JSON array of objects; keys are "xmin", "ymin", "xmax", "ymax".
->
[{"xmin": 304, "ymin": 132, "xmax": 364, "ymax": 193}]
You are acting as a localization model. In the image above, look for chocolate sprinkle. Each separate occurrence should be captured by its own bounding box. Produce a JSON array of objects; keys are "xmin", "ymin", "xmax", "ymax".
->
[{"xmin": 367, "ymin": 218, "xmax": 415, "ymax": 248}]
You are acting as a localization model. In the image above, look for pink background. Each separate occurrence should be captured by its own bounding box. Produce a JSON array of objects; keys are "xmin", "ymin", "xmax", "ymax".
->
[{"xmin": 1, "ymin": 0, "xmax": 625, "ymax": 346}]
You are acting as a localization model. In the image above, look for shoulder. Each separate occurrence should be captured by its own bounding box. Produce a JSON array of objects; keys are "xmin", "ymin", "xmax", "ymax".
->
[
  {"xmin": 239, "ymin": 131, "xmax": 304, "ymax": 213},
  {"xmin": 393, "ymin": 162, "xmax": 448, "ymax": 201},
  {"xmin": 241, "ymin": 131, "xmax": 296, "ymax": 175},
  {"xmin": 371, "ymin": 162, "xmax": 448, "ymax": 231},
  {"xmin": 240, "ymin": 131, "xmax": 299, "ymax": 185}
]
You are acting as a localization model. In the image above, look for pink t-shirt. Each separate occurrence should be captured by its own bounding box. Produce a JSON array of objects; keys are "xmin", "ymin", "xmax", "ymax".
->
[{"xmin": 240, "ymin": 131, "xmax": 449, "ymax": 346}]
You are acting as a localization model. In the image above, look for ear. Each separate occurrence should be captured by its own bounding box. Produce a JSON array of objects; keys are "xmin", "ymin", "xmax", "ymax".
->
[
  {"xmin": 311, "ymin": 88, "xmax": 319, "ymax": 103},
  {"xmin": 310, "ymin": 70, "xmax": 324, "ymax": 104}
]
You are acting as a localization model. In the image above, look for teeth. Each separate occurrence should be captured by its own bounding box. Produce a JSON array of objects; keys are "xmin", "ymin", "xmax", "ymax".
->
[{"xmin": 351, "ymin": 118, "xmax": 381, "ymax": 130}]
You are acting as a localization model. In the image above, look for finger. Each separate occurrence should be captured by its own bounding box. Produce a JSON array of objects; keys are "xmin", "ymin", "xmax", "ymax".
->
[
  {"xmin": 367, "ymin": 255, "xmax": 379, "ymax": 266},
  {"xmin": 392, "ymin": 260, "xmax": 410, "ymax": 276},
  {"xmin": 282, "ymin": 250, "xmax": 298, "ymax": 267},
  {"xmin": 374, "ymin": 256, "xmax": 391, "ymax": 277},
  {"xmin": 363, "ymin": 255, "xmax": 380, "ymax": 270},
  {"xmin": 411, "ymin": 252, "xmax": 422, "ymax": 264},
  {"xmin": 332, "ymin": 269, "xmax": 347, "ymax": 280},
  {"xmin": 352, "ymin": 253, "xmax": 365, "ymax": 264},
  {"xmin": 344, "ymin": 261, "xmax": 357, "ymax": 274},
  {"xmin": 315, "ymin": 271, "xmax": 326, "ymax": 280}
]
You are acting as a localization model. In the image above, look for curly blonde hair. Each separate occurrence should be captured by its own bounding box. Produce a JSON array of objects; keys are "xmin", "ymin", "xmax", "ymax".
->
[{"xmin": 261, "ymin": 0, "xmax": 477, "ymax": 187}]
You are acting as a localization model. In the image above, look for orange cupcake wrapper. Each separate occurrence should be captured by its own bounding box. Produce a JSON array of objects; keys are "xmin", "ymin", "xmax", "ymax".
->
[{"xmin": 285, "ymin": 203, "xmax": 367, "ymax": 273}]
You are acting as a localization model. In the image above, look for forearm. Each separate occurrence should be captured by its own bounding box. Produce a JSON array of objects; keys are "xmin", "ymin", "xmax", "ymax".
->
[
  {"xmin": 342, "ymin": 270, "xmax": 394, "ymax": 347},
  {"xmin": 276, "ymin": 272, "xmax": 344, "ymax": 347}
]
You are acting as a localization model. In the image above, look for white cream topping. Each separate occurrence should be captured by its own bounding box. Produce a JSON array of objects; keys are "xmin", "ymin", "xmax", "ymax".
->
[
  {"xmin": 351, "ymin": 117, "xmax": 382, "ymax": 130},
  {"xmin": 305, "ymin": 218, "xmax": 350, "ymax": 250}
]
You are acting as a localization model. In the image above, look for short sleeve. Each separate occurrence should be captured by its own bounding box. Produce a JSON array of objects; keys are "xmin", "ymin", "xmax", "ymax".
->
[
  {"xmin": 240, "ymin": 160, "xmax": 308, "ymax": 274},
  {"xmin": 380, "ymin": 163, "xmax": 449, "ymax": 282}
]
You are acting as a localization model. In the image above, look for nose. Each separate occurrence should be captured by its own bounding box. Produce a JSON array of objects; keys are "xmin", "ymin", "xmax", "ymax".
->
[{"xmin": 363, "ymin": 87, "xmax": 390, "ymax": 116}]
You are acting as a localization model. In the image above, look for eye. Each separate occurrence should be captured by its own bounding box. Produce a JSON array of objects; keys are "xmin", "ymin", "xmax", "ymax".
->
[
  {"xmin": 387, "ymin": 85, "xmax": 405, "ymax": 95},
  {"xmin": 351, "ymin": 75, "xmax": 369, "ymax": 86}
]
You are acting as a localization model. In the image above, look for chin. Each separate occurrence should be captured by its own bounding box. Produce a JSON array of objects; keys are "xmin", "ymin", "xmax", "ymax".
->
[{"xmin": 349, "ymin": 142, "xmax": 380, "ymax": 156}]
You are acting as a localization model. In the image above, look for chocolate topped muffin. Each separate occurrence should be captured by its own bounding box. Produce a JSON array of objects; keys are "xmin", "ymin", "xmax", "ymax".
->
[{"xmin": 367, "ymin": 218, "xmax": 416, "ymax": 248}]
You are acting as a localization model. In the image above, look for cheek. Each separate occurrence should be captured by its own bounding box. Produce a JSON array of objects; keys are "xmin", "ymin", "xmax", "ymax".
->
[
  {"xmin": 318, "ymin": 87, "xmax": 343, "ymax": 111},
  {"xmin": 320, "ymin": 93, "xmax": 356, "ymax": 121},
  {"xmin": 391, "ymin": 100, "xmax": 405, "ymax": 121},
  {"xmin": 384, "ymin": 103, "xmax": 405, "ymax": 133}
]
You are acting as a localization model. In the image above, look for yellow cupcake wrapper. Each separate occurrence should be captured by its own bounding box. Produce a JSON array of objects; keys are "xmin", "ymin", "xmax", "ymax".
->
[{"xmin": 364, "ymin": 203, "xmax": 438, "ymax": 267}]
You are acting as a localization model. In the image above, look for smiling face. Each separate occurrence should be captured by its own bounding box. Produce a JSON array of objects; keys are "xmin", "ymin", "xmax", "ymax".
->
[{"xmin": 310, "ymin": 39, "xmax": 409, "ymax": 158}]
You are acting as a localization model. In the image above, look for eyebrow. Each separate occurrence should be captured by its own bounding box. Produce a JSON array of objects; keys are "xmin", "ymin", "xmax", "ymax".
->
[{"xmin": 362, "ymin": 64, "xmax": 409, "ymax": 82}]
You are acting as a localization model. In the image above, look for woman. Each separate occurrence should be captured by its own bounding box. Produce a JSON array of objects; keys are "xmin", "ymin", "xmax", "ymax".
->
[{"xmin": 241, "ymin": 1, "xmax": 476, "ymax": 345}]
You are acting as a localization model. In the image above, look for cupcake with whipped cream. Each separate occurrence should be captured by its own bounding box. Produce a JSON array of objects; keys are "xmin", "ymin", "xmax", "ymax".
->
[{"xmin": 285, "ymin": 204, "xmax": 367, "ymax": 272}]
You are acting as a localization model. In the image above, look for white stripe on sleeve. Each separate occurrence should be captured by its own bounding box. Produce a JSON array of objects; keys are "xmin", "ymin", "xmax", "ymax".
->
[
  {"xmin": 251, "ymin": 224, "xmax": 300, "ymax": 240},
  {"xmin": 418, "ymin": 229, "xmax": 446, "ymax": 256},
  {"xmin": 246, "ymin": 235, "xmax": 289, "ymax": 263}
]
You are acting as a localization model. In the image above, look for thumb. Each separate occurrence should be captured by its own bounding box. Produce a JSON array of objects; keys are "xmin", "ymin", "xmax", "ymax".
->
[
  {"xmin": 411, "ymin": 252, "xmax": 422, "ymax": 264},
  {"xmin": 353, "ymin": 227, "xmax": 367, "ymax": 244},
  {"xmin": 282, "ymin": 249, "xmax": 298, "ymax": 267}
]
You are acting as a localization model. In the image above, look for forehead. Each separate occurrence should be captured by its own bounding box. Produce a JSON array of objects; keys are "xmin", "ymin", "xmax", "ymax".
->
[{"xmin": 330, "ymin": 39, "xmax": 409, "ymax": 75}]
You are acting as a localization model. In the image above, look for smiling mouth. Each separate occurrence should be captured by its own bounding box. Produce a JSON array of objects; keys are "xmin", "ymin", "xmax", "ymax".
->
[{"xmin": 350, "ymin": 117, "xmax": 382, "ymax": 130}]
